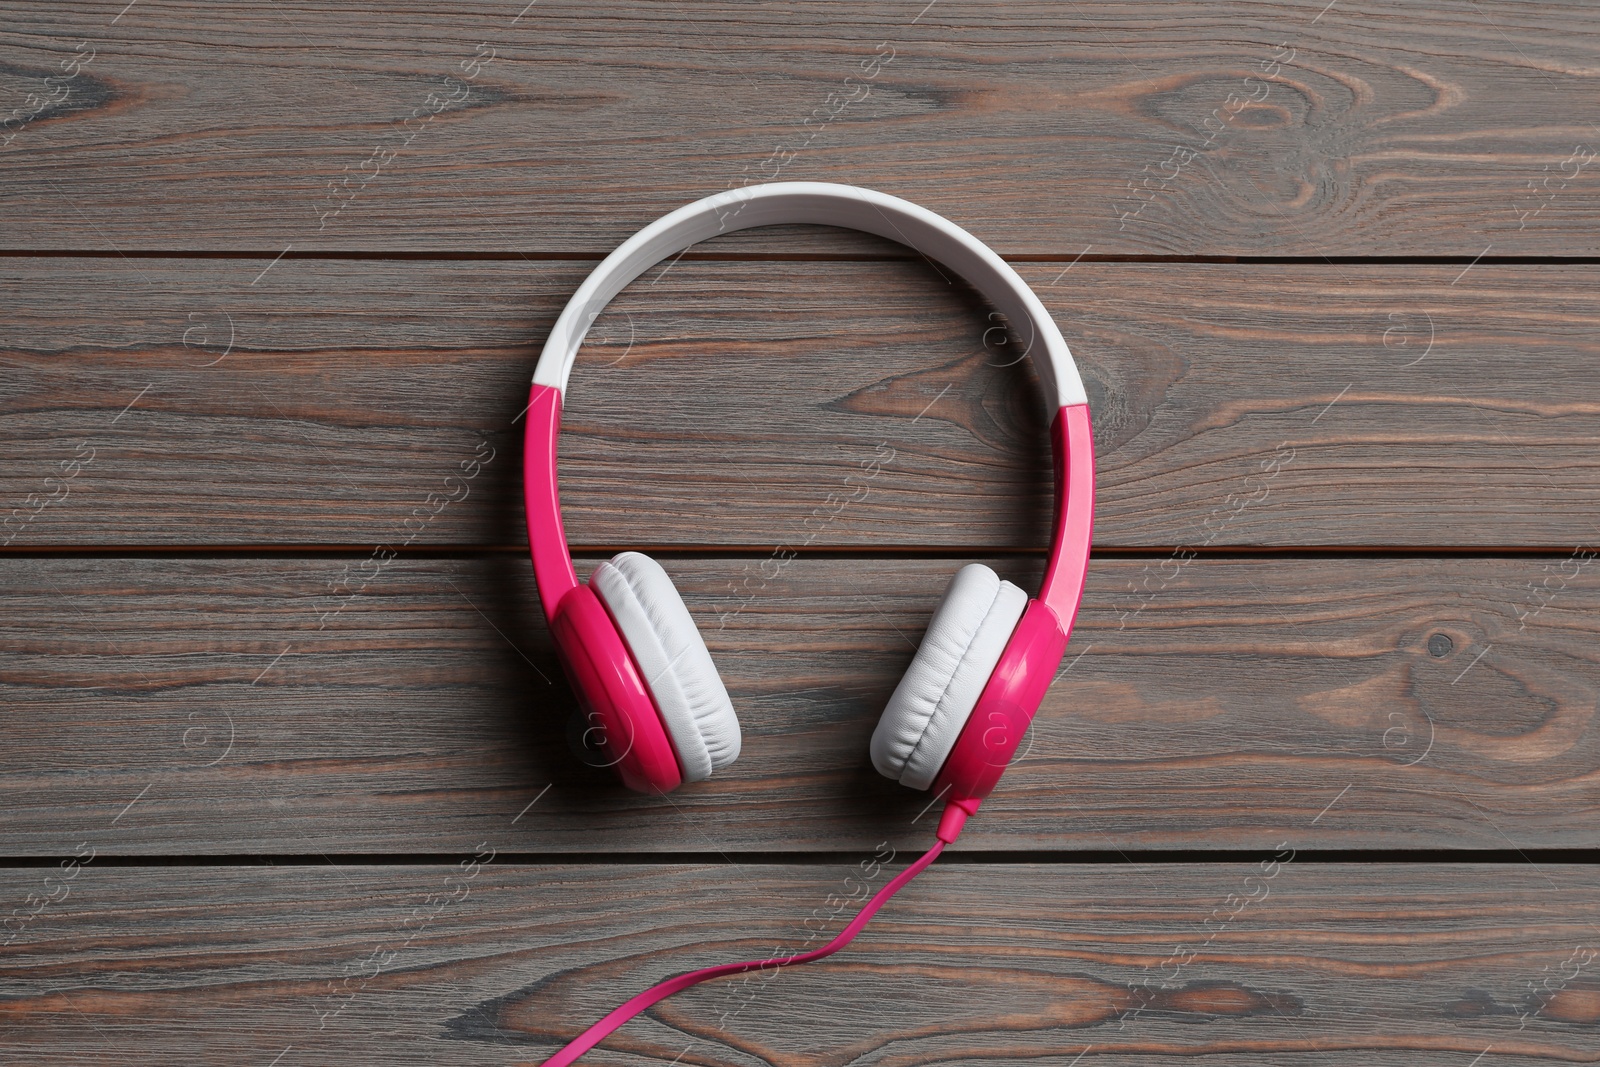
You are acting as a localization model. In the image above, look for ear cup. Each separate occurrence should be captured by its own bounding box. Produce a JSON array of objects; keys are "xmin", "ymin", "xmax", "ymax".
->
[
  {"xmin": 871, "ymin": 563, "xmax": 1028, "ymax": 790},
  {"xmin": 590, "ymin": 551, "xmax": 741, "ymax": 782},
  {"xmin": 548, "ymin": 584, "xmax": 683, "ymax": 794}
]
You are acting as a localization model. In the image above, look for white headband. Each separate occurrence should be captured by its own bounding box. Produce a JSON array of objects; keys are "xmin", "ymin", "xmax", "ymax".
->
[{"xmin": 532, "ymin": 181, "xmax": 1087, "ymax": 414}]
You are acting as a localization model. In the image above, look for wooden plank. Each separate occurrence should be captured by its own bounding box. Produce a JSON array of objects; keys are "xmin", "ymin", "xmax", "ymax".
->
[
  {"xmin": 3, "ymin": 257, "xmax": 1598, "ymax": 548},
  {"xmin": 2, "ymin": 861, "xmax": 1597, "ymax": 1065},
  {"xmin": 2, "ymin": 554, "xmax": 1596, "ymax": 854},
  {"xmin": 2, "ymin": 1, "xmax": 1598, "ymax": 255}
]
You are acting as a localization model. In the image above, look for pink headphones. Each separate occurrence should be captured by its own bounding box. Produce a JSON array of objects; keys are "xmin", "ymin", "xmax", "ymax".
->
[{"xmin": 523, "ymin": 182, "xmax": 1094, "ymax": 1065}]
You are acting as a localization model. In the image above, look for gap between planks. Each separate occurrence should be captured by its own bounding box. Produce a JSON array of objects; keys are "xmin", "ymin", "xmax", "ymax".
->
[
  {"xmin": 0, "ymin": 848, "xmax": 1598, "ymax": 867},
  {"xmin": 4, "ymin": 249, "xmax": 1600, "ymax": 265},
  {"xmin": 0, "ymin": 545, "xmax": 1592, "ymax": 559}
]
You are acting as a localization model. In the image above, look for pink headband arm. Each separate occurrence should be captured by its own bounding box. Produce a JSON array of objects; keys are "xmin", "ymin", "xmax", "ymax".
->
[
  {"xmin": 1040, "ymin": 403, "xmax": 1096, "ymax": 630},
  {"xmin": 524, "ymin": 383, "xmax": 580, "ymax": 614}
]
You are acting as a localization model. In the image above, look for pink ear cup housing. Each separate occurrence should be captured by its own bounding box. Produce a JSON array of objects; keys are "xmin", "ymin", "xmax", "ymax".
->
[
  {"xmin": 929, "ymin": 597, "xmax": 1067, "ymax": 803},
  {"xmin": 550, "ymin": 588, "xmax": 681, "ymax": 796},
  {"xmin": 548, "ymin": 584, "xmax": 685, "ymax": 795}
]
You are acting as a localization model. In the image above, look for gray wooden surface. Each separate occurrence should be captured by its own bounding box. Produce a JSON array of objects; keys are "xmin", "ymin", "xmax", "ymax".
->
[
  {"xmin": 1, "ymin": 555, "xmax": 1594, "ymax": 854},
  {"xmin": 5, "ymin": 863, "xmax": 1597, "ymax": 1065},
  {"xmin": 3, "ymin": 1, "xmax": 1597, "ymax": 1064},
  {"xmin": 3, "ymin": 258, "xmax": 1598, "ymax": 548},
  {"xmin": 4, "ymin": 2, "xmax": 1598, "ymax": 255}
]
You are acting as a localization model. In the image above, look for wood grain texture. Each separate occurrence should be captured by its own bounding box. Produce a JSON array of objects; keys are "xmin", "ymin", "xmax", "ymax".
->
[
  {"xmin": 2, "ymin": 554, "xmax": 1595, "ymax": 854},
  {"xmin": 3, "ymin": 256, "xmax": 1598, "ymax": 548},
  {"xmin": 2, "ymin": 1, "xmax": 1598, "ymax": 255},
  {"xmin": 3, "ymin": 861, "xmax": 1598, "ymax": 1065},
  {"xmin": 6, "ymin": 2, "xmax": 1594, "ymax": 1059}
]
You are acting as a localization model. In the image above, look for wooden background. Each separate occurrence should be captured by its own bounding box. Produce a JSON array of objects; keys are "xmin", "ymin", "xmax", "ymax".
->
[{"xmin": 3, "ymin": 2, "xmax": 1598, "ymax": 1064}]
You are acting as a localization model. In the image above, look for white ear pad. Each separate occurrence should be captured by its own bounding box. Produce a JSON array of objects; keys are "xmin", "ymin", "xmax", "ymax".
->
[
  {"xmin": 871, "ymin": 563, "xmax": 1028, "ymax": 790},
  {"xmin": 590, "ymin": 551, "xmax": 741, "ymax": 782}
]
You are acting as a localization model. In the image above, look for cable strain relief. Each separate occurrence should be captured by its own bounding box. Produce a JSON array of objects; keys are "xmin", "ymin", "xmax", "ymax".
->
[{"xmin": 936, "ymin": 796, "xmax": 983, "ymax": 844}]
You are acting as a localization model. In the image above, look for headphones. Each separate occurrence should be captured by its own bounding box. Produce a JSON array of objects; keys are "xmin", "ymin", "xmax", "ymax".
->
[{"xmin": 524, "ymin": 182, "xmax": 1095, "ymax": 1064}]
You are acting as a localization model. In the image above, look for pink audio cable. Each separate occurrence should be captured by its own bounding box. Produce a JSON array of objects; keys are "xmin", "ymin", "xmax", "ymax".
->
[{"xmin": 535, "ymin": 800, "xmax": 976, "ymax": 1067}]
